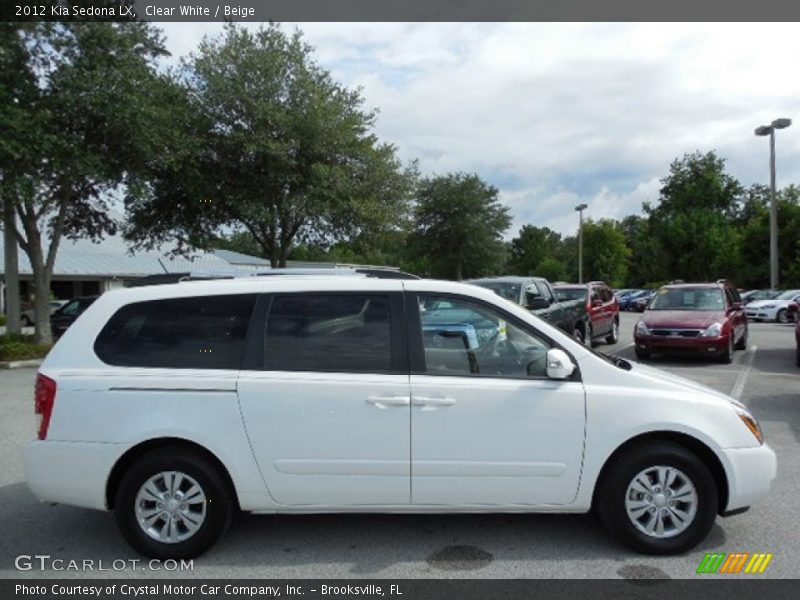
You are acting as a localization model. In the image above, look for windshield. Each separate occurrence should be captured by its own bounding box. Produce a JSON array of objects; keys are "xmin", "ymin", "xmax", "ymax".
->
[
  {"xmin": 776, "ymin": 290, "xmax": 800, "ymax": 300},
  {"xmin": 555, "ymin": 287, "xmax": 587, "ymax": 302},
  {"xmin": 649, "ymin": 287, "xmax": 724, "ymax": 311},
  {"xmin": 473, "ymin": 281, "xmax": 521, "ymax": 303}
]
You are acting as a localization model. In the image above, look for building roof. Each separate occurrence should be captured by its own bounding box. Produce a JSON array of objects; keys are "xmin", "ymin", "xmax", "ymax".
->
[
  {"xmin": 211, "ymin": 248, "xmax": 272, "ymax": 267},
  {"xmin": 0, "ymin": 230, "xmax": 254, "ymax": 279}
]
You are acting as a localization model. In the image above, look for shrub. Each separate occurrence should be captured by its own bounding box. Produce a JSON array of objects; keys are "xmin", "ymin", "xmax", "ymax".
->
[
  {"xmin": 0, "ymin": 334, "xmax": 52, "ymax": 362},
  {"xmin": 0, "ymin": 315, "xmax": 6, "ymax": 326}
]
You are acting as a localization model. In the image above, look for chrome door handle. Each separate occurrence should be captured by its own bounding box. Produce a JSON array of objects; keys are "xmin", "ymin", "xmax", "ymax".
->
[
  {"xmin": 412, "ymin": 396, "xmax": 456, "ymax": 407},
  {"xmin": 366, "ymin": 395, "xmax": 411, "ymax": 408}
]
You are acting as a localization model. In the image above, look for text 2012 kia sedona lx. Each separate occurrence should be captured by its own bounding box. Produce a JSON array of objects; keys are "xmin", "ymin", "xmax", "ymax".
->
[{"xmin": 25, "ymin": 276, "xmax": 776, "ymax": 558}]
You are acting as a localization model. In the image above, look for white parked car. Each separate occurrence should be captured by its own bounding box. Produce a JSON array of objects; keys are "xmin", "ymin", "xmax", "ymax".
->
[
  {"xmin": 25, "ymin": 276, "xmax": 775, "ymax": 558},
  {"xmin": 745, "ymin": 289, "xmax": 800, "ymax": 323}
]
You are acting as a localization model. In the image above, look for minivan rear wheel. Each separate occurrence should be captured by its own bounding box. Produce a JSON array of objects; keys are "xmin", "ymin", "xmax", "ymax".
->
[
  {"xmin": 114, "ymin": 448, "xmax": 234, "ymax": 559},
  {"xmin": 596, "ymin": 442, "xmax": 717, "ymax": 555}
]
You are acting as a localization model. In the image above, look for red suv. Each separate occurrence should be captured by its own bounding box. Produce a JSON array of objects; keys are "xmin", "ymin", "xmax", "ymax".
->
[
  {"xmin": 633, "ymin": 280, "xmax": 747, "ymax": 363},
  {"xmin": 553, "ymin": 281, "xmax": 620, "ymax": 345}
]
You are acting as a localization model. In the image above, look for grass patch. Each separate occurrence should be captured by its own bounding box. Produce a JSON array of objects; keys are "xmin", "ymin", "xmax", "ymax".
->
[{"xmin": 0, "ymin": 334, "xmax": 52, "ymax": 362}]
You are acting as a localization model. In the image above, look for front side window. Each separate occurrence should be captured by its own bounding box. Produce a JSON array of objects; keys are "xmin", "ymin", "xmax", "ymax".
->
[
  {"xmin": 417, "ymin": 294, "xmax": 550, "ymax": 378},
  {"xmin": 94, "ymin": 294, "xmax": 256, "ymax": 369},
  {"xmin": 264, "ymin": 294, "xmax": 393, "ymax": 373}
]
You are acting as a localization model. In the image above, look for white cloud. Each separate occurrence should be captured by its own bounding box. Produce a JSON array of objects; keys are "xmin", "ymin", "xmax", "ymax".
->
[{"xmin": 157, "ymin": 22, "xmax": 800, "ymax": 236}]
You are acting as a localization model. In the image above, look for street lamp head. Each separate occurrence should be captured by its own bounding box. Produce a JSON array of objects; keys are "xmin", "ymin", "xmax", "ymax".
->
[
  {"xmin": 574, "ymin": 203, "xmax": 588, "ymax": 212},
  {"xmin": 771, "ymin": 118, "xmax": 792, "ymax": 129},
  {"xmin": 755, "ymin": 125, "xmax": 772, "ymax": 136}
]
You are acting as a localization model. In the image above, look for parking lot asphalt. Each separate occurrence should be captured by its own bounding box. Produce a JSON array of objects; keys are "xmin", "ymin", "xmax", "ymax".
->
[{"xmin": 1, "ymin": 311, "xmax": 797, "ymax": 580}]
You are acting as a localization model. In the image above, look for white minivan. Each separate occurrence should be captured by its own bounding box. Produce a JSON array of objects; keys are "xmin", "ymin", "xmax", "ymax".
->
[{"xmin": 25, "ymin": 275, "xmax": 776, "ymax": 558}]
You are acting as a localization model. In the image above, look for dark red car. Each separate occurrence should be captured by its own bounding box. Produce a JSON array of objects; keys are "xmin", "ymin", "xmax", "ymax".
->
[
  {"xmin": 553, "ymin": 281, "xmax": 620, "ymax": 345},
  {"xmin": 633, "ymin": 281, "xmax": 747, "ymax": 363},
  {"xmin": 795, "ymin": 317, "xmax": 800, "ymax": 368}
]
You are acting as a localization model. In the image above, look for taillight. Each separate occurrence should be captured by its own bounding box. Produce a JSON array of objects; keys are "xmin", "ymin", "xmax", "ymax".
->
[{"xmin": 34, "ymin": 374, "xmax": 56, "ymax": 440}]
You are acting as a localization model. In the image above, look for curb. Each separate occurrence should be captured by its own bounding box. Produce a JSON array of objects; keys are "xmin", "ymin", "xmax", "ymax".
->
[{"xmin": 0, "ymin": 359, "xmax": 43, "ymax": 370}]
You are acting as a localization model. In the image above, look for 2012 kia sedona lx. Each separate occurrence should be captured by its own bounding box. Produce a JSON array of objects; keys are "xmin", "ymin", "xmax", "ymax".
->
[{"xmin": 24, "ymin": 276, "xmax": 776, "ymax": 558}]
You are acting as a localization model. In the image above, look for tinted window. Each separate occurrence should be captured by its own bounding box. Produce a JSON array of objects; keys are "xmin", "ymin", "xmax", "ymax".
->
[
  {"xmin": 94, "ymin": 294, "xmax": 256, "ymax": 369},
  {"xmin": 59, "ymin": 300, "xmax": 81, "ymax": 317},
  {"xmin": 418, "ymin": 294, "xmax": 550, "ymax": 378},
  {"xmin": 264, "ymin": 294, "xmax": 392, "ymax": 373},
  {"xmin": 555, "ymin": 287, "xmax": 587, "ymax": 302}
]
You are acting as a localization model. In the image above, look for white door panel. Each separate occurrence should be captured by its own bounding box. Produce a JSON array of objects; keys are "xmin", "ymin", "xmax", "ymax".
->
[
  {"xmin": 238, "ymin": 372, "xmax": 410, "ymax": 505},
  {"xmin": 410, "ymin": 375, "xmax": 585, "ymax": 505}
]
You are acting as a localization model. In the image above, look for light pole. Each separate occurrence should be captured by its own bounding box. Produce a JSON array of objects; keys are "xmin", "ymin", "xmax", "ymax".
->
[
  {"xmin": 755, "ymin": 118, "xmax": 791, "ymax": 289},
  {"xmin": 575, "ymin": 203, "xmax": 588, "ymax": 283}
]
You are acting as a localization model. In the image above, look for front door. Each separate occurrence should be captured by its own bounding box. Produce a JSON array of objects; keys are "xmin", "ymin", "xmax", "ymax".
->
[
  {"xmin": 237, "ymin": 290, "xmax": 411, "ymax": 506},
  {"xmin": 408, "ymin": 292, "xmax": 586, "ymax": 506}
]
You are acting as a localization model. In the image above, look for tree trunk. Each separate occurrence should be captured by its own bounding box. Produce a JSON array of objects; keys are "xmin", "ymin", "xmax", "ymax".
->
[
  {"xmin": 2, "ymin": 183, "xmax": 22, "ymax": 335},
  {"xmin": 32, "ymin": 265, "xmax": 52, "ymax": 345},
  {"xmin": 456, "ymin": 260, "xmax": 463, "ymax": 281}
]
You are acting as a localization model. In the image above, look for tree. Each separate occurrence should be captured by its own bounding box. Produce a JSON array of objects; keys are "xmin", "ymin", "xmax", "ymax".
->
[
  {"xmin": 1, "ymin": 22, "xmax": 171, "ymax": 344},
  {"xmin": 579, "ymin": 219, "xmax": 631, "ymax": 287},
  {"xmin": 738, "ymin": 184, "xmax": 800, "ymax": 288},
  {"xmin": 125, "ymin": 24, "xmax": 415, "ymax": 268},
  {"xmin": 408, "ymin": 173, "xmax": 511, "ymax": 280},
  {"xmin": 507, "ymin": 225, "xmax": 565, "ymax": 277},
  {"xmin": 645, "ymin": 151, "xmax": 743, "ymax": 283}
]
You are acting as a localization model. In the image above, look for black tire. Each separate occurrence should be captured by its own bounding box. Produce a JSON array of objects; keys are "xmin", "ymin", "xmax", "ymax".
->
[
  {"xmin": 635, "ymin": 348, "xmax": 651, "ymax": 361},
  {"xmin": 573, "ymin": 325, "xmax": 586, "ymax": 345},
  {"xmin": 114, "ymin": 447, "xmax": 235, "ymax": 559},
  {"xmin": 605, "ymin": 319, "xmax": 619, "ymax": 345},
  {"xmin": 21, "ymin": 315, "xmax": 33, "ymax": 327},
  {"xmin": 586, "ymin": 324, "xmax": 595, "ymax": 348},
  {"xmin": 596, "ymin": 442, "xmax": 718, "ymax": 555},
  {"xmin": 776, "ymin": 309, "xmax": 788, "ymax": 324},
  {"xmin": 718, "ymin": 335, "xmax": 734, "ymax": 364},
  {"xmin": 734, "ymin": 327, "xmax": 747, "ymax": 351}
]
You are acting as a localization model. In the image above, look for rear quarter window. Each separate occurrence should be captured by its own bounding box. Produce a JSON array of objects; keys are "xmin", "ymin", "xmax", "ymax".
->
[{"xmin": 94, "ymin": 294, "xmax": 257, "ymax": 369}]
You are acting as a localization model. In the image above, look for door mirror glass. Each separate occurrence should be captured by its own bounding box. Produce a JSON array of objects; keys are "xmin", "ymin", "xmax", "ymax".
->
[
  {"xmin": 546, "ymin": 348, "xmax": 575, "ymax": 380},
  {"xmin": 526, "ymin": 296, "xmax": 550, "ymax": 310}
]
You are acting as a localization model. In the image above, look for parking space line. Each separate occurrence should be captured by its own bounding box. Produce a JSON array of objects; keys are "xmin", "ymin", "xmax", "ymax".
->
[{"xmin": 731, "ymin": 345, "xmax": 757, "ymax": 400}]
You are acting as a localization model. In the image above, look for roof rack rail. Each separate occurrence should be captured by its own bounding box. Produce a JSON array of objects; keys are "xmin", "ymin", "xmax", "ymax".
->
[{"xmin": 127, "ymin": 273, "xmax": 234, "ymax": 287}]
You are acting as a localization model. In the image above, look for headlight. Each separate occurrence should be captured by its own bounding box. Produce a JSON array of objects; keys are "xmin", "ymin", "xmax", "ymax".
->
[
  {"xmin": 635, "ymin": 321, "xmax": 651, "ymax": 336},
  {"xmin": 735, "ymin": 407, "xmax": 764, "ymax": 444},
  {"xmin": 700, "ymin": 322, "xmax": 723, "ymax": 337}
]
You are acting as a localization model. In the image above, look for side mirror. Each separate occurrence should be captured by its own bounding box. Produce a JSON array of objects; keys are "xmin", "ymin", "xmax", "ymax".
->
[
  {"xmin": 526, "ymin": 297, "xmax": 550, "ymax": 310},
  {"xmin": 546, "ymin": 348, "xmax": 575, "ymax": 380}
]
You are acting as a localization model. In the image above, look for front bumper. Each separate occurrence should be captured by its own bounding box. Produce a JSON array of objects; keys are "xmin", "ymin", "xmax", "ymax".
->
[
  {"xmin": 719, "ymin": 444, "xmax": 777, "ymax": 512},
  {"xmin": 634, "ymin": 334, "xmax": 730, "ymax": 357},
  {"xmin": 24, "ymin": 439, "xmax": 129, "ymax": 511}
]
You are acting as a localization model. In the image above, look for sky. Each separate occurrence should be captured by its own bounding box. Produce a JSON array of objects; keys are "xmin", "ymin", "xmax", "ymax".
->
[{"xmin": 157, "ymin": 22, "xmax": 800, "ymax": 238}]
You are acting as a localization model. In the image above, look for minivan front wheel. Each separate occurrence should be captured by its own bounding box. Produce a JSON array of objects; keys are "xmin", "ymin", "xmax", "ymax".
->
[
  {"xmin": 597, "ymin": 442, "xmax": 717, "ymax": 554},
  {"xmin": 115, "ymin": 449, "xmax": 234, "ymax": 559}
]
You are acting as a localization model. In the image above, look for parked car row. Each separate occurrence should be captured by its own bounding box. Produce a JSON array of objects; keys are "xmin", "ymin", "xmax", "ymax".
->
[{"xmin": 467, "ymin": 277, "xmax": 620, "ymax": 347}]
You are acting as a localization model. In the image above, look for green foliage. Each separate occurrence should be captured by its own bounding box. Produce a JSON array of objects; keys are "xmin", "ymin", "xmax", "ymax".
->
[
  {"xmin": 408, "ymin": 173, "xmax": 511, "ymax": 280},
  {"xmin": 125, "ymin": 23, "xmax": 416, "ymax": 268},
  {"xmin": 644, "ymin": 151, "xmax": 744, "ymax": 283},
  {"xmin": 579, "ymin": 219, "xmax": 631, "ymax": 287},
  {"xmin": 0, "ymin": 334, "xmax": 51, "ymax": 361},
  {"xmin": 507, "ymin": 225, "xmax": 563, "ymax": 276},
  {"xmin": 1, "ymin": 22, "xmax": 170, "ymax": 344},
  {"xmin": 0, "ymin": 315, "xmax": 6, "ymax": 327}
]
